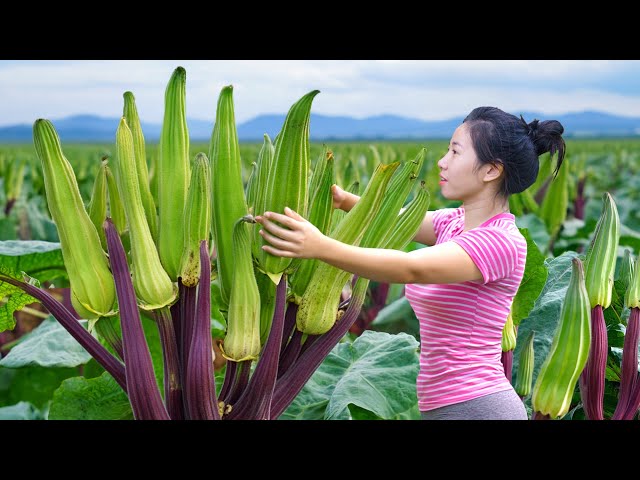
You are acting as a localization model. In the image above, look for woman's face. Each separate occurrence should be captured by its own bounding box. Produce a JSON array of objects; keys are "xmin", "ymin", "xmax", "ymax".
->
[{"xmin": 437, "ymin": 123, "xmax": 487, "ymax": 202}]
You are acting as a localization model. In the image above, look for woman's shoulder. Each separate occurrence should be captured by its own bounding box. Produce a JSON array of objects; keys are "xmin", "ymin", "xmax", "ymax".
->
[{"xmin": 433, "ymin": 206, "xmax": 464, "ymax": 222}]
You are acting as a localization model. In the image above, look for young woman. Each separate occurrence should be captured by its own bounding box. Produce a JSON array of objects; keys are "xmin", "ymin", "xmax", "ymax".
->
[{"xmin": 255, "ymin": 106, "xmax": 566, "ymax": 420}]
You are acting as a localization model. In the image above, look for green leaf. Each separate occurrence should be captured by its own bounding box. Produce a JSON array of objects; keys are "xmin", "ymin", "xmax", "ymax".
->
[
  {"xmin": 0, "ymin": 240, "xmax": 66, "ymax": 282},
  {"xmin": 512, "ymin": 228, "xmax": 548, "ymax": 326},
  {"xmin": 24, "ymin": 197, "xmax": 60, "ymax": 243},
  {"xmin": 0, "ymin": 365, "xmax": 79, "ymax": 409},
  {"xmin": 282, "ymin": 331, "xmax": 419, "ymax": 420},
  {"xmin": 0, "ymin": 217, "xmax": 17, "ymax": 240},
  {"xmin": 48, "ymin": 371, "xmax": 133, "ymax": 420},
  {"xmin": 370, "ymin": 295, "xmax": 419, "ymax": 338},
  {"xmin": 512, "ymin": 251, "xmax": 579, "ymax": 403},
  {"xmin": 0, "ymin": 240, "xmax": 67, "ymax": 332},
  {"xmin": 515, "ymin": 214, "xmax": 550, "ymax": 254},
  {"xmin": 619, "ymin": 223, "xmax": 640, "ymax": 252},
  {"xmin": 0, "ymin": 401, "xmax": 44, "ymax": 420},
  {"xmin": 0, "ymin": 316, "xmax": 91, "ymax": 368}
]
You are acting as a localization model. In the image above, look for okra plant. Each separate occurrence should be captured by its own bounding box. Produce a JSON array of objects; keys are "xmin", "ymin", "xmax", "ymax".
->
[{"xmin": 0, "ymin": 66, "xmax": 431, "ymax": 420}]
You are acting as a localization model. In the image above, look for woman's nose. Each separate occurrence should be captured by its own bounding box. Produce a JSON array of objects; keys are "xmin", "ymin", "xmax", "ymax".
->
[{"xmin": 437, "ymin": 155, "xmax": 447, "ymax": 170}]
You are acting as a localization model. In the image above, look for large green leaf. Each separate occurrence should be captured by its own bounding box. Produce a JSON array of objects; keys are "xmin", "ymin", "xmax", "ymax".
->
[
  {"xmin": 0, "ymin": 217, "xmax": 17, "ymax": 240},
  {"xmin": 512, "ymin": 228, "xmax": 548, "ymax": 326},
  {"xmin": 0, "ymin": 316, "xmax": 91, "ymax": 368},
  {"xmin": 515, "ymin": 214, "xmax": 550, "ymax": 254},
  {"xmin": 370, "ymin": 295, "xmax": 419, "ymax": 338},
  {"xmin": 0, "ymin": 240, "xmax": 66, "ymax": 282},
  {"xmin": 0, "ymin": 240, "xmax": 67, "ymax": 332},
  {"xmin": 0, "ymin": 401, "xmax": 44, "ymax": 420},
  {"xmin": 48, "ymin": 371, "xmax": 133, "ymax": 420},
  {"xmin": 512, "ymin": 251, "xmax": 579, "ymax": 402},
  {"xmin": 282, "ymin": 331, "xmax": 420, "ymax": 420},
  {"xmin": 0, "ymin": 365, "xmax": 79, "ymax": 409}
]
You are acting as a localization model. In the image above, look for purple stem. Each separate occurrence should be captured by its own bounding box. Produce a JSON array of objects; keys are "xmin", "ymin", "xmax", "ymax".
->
[
  {"xmin": 0, "ymin": 274, "xmax": 127, "ymax": 392},
  {"xmin": 280, "ymin": 301, "xmax": 299, "ymax": 353},
  {"xmin": 532, "ymin": 411, "xmax": 552, "ymax": 420},
  {"xmin": 225, "ymin": 276, "xmax": 288, "ymax": 420},
  {"xmin": 184, "ymin": 241, "xmax": 220, "ymax": 420},
  {"xmin": 613, "ymin": 308, "xmax": 640, "ymax": 419},
  {"xmin": 270, "ymin": 276, "xmax": 368, "ymax": 419},
  {"xmin": 171, "ymin": 285, "xmax": 183, "ymax": 378},
  {"xmin": 4, "ymin": 198, "xmax": 16, "ymax": 216},
  {"xmin": 623, "ymin": 378, "xmax": 640, "ymax": 420},
  {"xmin": 299, "ymin": 332, "xmax": 320, "ymax": 357},
  {"xmin": 278, "ymin": 327, "xmax": 304, "ymax": 379},
  {"xmin": 95, "ymin": 317, "xmax": 124, "ymax": 361},
  {"xmin": 574, "ymin": 176, "xmax": 586, "ymax": 220},
  {"xmin": 218, "ymin": 360, "xmax": 237, "ymax": 403},
  {"xmin": 501, "ymin": 350, "xmax": 513, "ymax": 383},
  {"xmin": 615, "ymin": 307, "xmax": 640, "ymax": 420},
  {"xmin": 154, "ymin": 307, "xmax": 184, "ymax": 420},
  {"xmin": 104, "ymin": 218, "xmax": 169, "ymax": 420},
  {"xmin": 180, "ymin": 283, "xmax": 197, "ymax": 390},
  {"xmin": 579, "ymin": 305, "xmax": 607, "ymax": 420},
  {"xmin": 224, "ymin": 360, "xmax": 251, "ymax": 406}
]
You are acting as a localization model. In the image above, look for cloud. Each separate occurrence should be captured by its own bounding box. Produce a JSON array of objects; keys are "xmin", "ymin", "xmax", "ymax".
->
[{"xmin": 2, "ymin": 60, "xmax": 640, "ymax": 127}]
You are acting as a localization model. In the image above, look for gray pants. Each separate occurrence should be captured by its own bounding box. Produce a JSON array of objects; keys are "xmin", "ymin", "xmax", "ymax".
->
[{"xmin": 421, "ymin": 388, "xmax": 528, "ymax": 420}]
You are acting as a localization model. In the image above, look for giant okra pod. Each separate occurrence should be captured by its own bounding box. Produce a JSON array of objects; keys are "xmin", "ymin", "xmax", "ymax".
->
[
  {"xmin": 115, "ymin": 118, "xmax": 176, "ymax": 310},
  {"xmin": 290, "ymin": 148, "xmax": 335, "ymax": 299},
  {"xmin": 32, "ymin": 119, "xmax": 116, "ymax": 319},
  {"xmin": 221, "ymin": 216, "xmax": 261, "ymax": 362},
  {"xmin": 583, "ymin": 192, "xmax": 620, "ymax": 309},
  {"xmin": 515, "ymin": 330, "xmax": 535, "ymax": 399},
  {"xmin": 179, "ymin": 153, "xmax": 211, "ymax": 287},
  {"xmin": 123, "ymin": 91, "xmax": 158, "ymax": 244},
  {"xmin": 383, "ymin": 181, "xmax": 431, "ymax": 250},
  {"xmin": 209, "ymin": 85, "xmax": 248, "ymax": 310},
  {"xmin": 532, "ymin": 258, "xmax": 591, "ymax": 419},
  {"xmin": 360, "ymin": 149, "xmax": 425, "ymax": 248},
  {"xmin": 296, "ymin": 162, "xmax": 400, "ymax": 335},
  {"xmin": 254, "ymin": 90, "xmax": 320, "ymax": 285},
  {"xmin": 579, "ymin": 192, "xmax": 619, "ymax": 420},
  {"xmin": 87, "ymin": 159, "xmax": 109, "ymax": 250},
  {"xmin": 158, "ymin": 67, "xmax": 191, "ymax": 281}
]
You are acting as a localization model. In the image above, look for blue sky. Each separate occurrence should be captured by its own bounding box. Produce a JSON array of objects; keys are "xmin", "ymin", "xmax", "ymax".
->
[{"xmin": 2, "ymin": 60, "xmax": 640, "ymax": 128}]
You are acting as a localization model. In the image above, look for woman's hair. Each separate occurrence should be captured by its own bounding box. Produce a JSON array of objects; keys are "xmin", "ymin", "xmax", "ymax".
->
[{"xmin": 462, "ymin": 106, "xmax": 566, "ymax": 196}]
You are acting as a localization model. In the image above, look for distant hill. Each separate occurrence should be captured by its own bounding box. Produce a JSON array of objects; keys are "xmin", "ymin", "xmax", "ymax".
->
[{"xmin": 2, "ymin": 110, "xmax": 640, "ymax": 143}]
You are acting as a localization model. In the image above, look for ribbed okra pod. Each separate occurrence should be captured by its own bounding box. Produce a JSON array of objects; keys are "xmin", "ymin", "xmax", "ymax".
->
[
  {"xmin": 179, "ymin": 153, "xmax": 211, "ymax": 287},
  {"xmin": 157, "ymin": 67, "xmax": 191, "ymax": 281},
  {"xmin": 221, "ymin": 216, "xmax": 261, "ymax": 362},
  {"xmin": 32, "ymin": 119, "xmax": 116, "ymax": 319},
  {"xmin": 114, "ymin": 118, "xmax": 176, "ymax": 310},
  {"xmin": 123, "ymin": 91, "xmax": 158, "ymax": 244},
  {"xmin": 296, "ymin": 162, "xmax": 400, "ymax": 335},
  {"xmin": 209, "ymin": 86, "xmax": 248, "ymax": 310},
  {"xmin": 253, "ymin": 90, "xmax": 320, "ymax": 285},
  {"xmin": 532, "ymin": 258, "xmax": 591, "ymax": 419}
]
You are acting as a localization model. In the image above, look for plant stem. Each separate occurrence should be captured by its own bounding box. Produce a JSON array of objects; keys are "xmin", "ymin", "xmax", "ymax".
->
[{"xmin": 154, "ymin": 306, "xmax": 184, "ymax": 420}]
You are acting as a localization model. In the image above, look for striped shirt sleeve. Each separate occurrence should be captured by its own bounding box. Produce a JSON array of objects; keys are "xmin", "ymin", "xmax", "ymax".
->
[
  {"xmin": 431, "ymin": 208, "xmax": 457, "ymax": 240},
  {"xmin": 451, "ymin": 227, "xmax": 519, "ymax": 284}
]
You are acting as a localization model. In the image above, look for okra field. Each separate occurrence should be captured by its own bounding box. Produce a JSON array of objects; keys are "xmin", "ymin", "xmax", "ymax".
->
[{"xmin": 1, "ymin": 67, "xmax": 640, "ymax": 420}]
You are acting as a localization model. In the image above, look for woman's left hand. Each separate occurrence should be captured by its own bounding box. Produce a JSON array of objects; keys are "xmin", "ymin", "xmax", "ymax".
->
[{"xmin": 255, "ymin": 207, "xmax": 326, "ymax": 259}]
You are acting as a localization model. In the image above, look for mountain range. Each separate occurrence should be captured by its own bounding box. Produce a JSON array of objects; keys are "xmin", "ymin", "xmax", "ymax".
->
[{"xmin": 1, "ymin": 110, "xmax": 640, "ymax": 143}]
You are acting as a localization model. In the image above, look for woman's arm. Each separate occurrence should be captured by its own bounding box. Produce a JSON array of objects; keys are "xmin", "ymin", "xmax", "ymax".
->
[
  {"xmin": 332, "ymin": 184, "xmax": 438, "ymax": 246},
  {"xmin": 256, "ymin": 208, "xmax": 482, "ymax": 285}
]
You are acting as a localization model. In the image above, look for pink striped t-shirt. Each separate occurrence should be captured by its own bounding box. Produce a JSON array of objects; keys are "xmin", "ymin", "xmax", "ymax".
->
[{"xmin": 405, "ymin": 206, "xmax": 527, "ymax": 412}]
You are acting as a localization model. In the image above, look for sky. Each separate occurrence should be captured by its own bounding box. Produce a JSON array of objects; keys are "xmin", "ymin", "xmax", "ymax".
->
[{"xmin": 2, "ymin": 60, "xmax": 640, "ymax": 128}]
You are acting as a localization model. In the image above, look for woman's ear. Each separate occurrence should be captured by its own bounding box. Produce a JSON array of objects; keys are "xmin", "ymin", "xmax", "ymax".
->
[{"xmin": 483, "ymin": 161, "xmax": 504, "ymax": 182}]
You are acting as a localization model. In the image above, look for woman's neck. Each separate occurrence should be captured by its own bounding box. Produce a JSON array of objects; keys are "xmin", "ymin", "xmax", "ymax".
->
[{"xmin": 461, "ymin": 197, "xmax": 511, "ymax": 232}]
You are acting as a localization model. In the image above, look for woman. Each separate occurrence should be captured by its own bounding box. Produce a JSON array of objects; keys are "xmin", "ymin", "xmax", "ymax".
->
[{"xmin": 255, "ymin": 106, "xmax": 566, "ymax": 420}]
